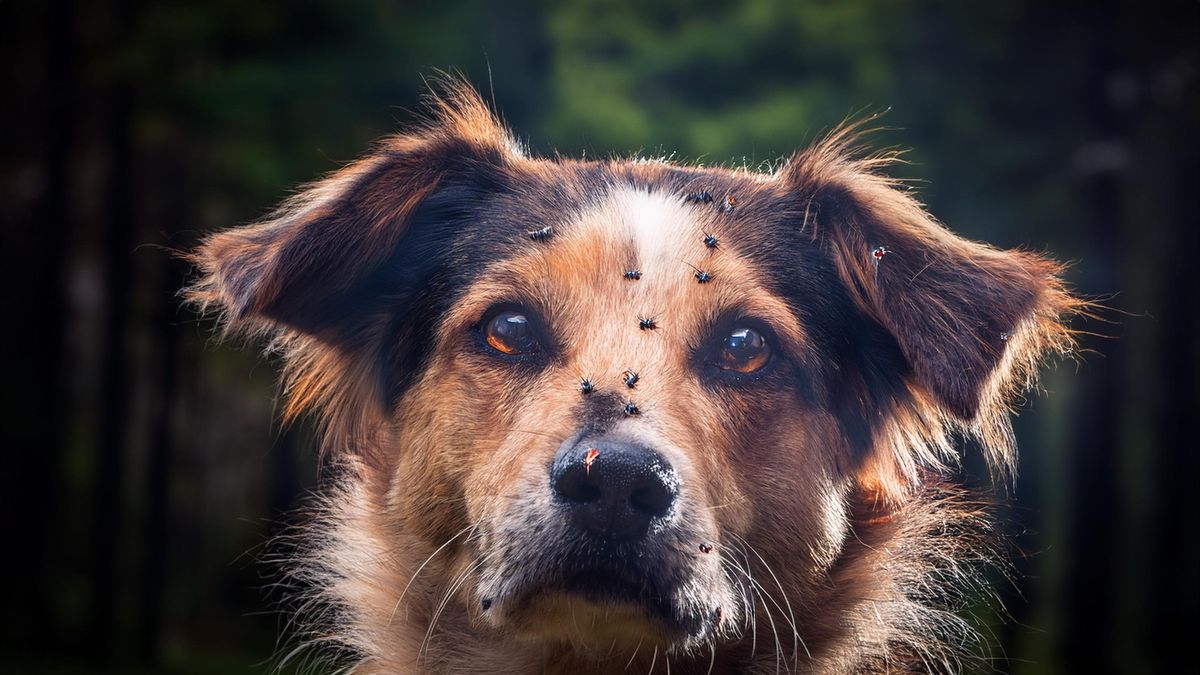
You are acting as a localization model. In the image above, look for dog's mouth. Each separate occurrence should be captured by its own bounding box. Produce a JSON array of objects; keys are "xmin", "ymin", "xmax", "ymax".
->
[
  {"xmin": 477, "ymin": 543, "xmax": 729, "ymax": 649},
  {"xmin": 557, "ymin": 563, "xmax": 674, "ymax": 617},
  {"xmin": 474, "ymin": 484, "xmax": 738, "ymax": 649}
]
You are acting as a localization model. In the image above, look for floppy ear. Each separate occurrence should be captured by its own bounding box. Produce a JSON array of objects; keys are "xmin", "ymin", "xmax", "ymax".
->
[
  {"xmin": 186, "ymin": 84, "xmax": 517, "ymax": 337},
  {"xmin": 784, "ymin": 129, "xmax": 1079, "ymax": 428}
]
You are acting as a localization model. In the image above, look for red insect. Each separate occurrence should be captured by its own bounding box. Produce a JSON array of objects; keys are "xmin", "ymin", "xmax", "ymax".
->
[
  {"xmin": 699, "ymin": 542, "xmax": 714, "ymax": 554},
  {"xmin": 872, "ymin": 246, "xmax": 890, "ymax": 264},
  {"xmin": 584, "ymin": 448, "xmax": 600, "ymax": 476}
]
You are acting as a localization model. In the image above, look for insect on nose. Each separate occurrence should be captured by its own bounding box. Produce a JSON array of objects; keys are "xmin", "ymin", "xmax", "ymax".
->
[{"xmin": 549, "ymin": 440, "xmax": 679, "ymax": 542}]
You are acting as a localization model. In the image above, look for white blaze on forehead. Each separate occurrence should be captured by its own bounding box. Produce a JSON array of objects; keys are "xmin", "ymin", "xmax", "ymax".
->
[{"xmin": 610, "ymin": 187, "xmax": 700, "ymax": 272}]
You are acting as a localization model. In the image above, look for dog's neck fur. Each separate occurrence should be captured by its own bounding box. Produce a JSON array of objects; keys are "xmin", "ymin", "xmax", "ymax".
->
[{"xmin": 282, "ymin": 461, "xmax": 992, "ymax": 675}]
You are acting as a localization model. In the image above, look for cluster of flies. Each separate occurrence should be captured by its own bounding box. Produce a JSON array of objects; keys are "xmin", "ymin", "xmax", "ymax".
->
[
  {"xmin": 512, "ymin": 187, "xmax": 762, "ymax": 586},
  {"xmin": 556, "ymin": 187, "xmax": 736, "ymax": 418}
]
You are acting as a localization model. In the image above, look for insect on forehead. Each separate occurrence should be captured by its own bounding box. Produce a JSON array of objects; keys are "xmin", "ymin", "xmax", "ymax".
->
[{"xmin": 683, "ymin": 261, "xmax": 713, "ymax": 284}]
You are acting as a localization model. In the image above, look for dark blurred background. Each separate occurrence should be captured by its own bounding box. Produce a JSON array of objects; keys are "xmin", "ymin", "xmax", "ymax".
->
[{"xmin": 2, "ymin": 1, "xmax": 1196, "ymax": 673}]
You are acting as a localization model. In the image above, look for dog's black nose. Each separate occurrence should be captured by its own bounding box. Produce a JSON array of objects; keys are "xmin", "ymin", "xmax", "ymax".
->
[{"xmin": 550, "ymin": 441, "xmax": 679, "ymax": 542}]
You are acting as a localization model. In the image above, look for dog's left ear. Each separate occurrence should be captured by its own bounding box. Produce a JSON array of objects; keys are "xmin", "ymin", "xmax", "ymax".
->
[
  {"xmin": 186, "ymin": 83, "xmax": 516, "ymax": 338},
  {"xmin": 783, "ymin": 132, "xmax": 1079, "ymax": 429}
]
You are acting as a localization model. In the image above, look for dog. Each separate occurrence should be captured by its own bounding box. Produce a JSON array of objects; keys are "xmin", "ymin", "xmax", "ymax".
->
[{"xmin": 187, "ymin": 81, "xmax": 1079, "ymax": 674}]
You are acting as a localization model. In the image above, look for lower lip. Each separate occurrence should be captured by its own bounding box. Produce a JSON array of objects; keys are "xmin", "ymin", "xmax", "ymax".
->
[
  {"xmin": 562, "ymin": 569, "xmax": 653, "ymax": 602},
  {"xmin": 558, "ymin": 570, "xmax": 682, "ymax": 623}
]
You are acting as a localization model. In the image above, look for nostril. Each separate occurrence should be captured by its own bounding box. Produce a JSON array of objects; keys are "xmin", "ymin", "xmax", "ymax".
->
[
  {"xmin": 630, "ymin": 481, "xmax": 674, "ymax": 518},
  {"xmin": 568, "ymin": 480, "xmax": 602, "ymax": 504},
  {"xmin": 553, "ymin": 465, "xmax": 602, "ymax": 504}
]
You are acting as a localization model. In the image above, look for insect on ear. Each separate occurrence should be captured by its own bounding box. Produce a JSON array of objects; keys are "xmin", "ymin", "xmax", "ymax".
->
[
  {"xmin": 528, "ymin": 226, "xmax": 554, "ymax": 242},
  {"xmin": 871, "ymin": 245, "xmax": 889, "ymax": 268},
  {"xmin": 789, "ymin": 161, "xmax": 1079, "ymax": 426}
]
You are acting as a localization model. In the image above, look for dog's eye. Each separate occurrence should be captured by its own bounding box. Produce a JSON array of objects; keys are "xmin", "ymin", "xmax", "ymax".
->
[
  {"xmin": 715, "ymin": 327, "xmax": 771, "ymax": 373},
  {"xmin": 484, "ymin": 310, "xmax": 540, "ymax": 355}
]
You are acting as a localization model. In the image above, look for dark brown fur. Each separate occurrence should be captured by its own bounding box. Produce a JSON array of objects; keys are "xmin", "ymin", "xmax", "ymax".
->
[{"xmin": 187, "ymin": 80, "xmax": 1081, "ymax": 674}]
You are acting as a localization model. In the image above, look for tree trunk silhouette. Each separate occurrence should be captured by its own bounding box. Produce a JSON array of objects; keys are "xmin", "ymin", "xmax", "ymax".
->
[
  {"xmin": 137, "ymin": 135, "xmax": 194, "ymax": 659},
  {"xmin": 2, "ymin": 0, "xmax": 77, "ymax": 652},
  {"xmin": 88, "ymin": 0, "xmax": 137, "ymax": 657}
]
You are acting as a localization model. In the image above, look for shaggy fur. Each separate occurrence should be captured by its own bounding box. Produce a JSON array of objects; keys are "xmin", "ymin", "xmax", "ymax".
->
[{"xmin": 187, "ymin": 80, "xmax": 1081, "ymax": 674}]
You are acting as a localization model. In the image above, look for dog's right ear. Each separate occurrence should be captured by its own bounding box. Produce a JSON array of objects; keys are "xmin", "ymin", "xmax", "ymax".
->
[{"xmin": 186, "ymin": 83, "xmax": 518, "ymax": 338}]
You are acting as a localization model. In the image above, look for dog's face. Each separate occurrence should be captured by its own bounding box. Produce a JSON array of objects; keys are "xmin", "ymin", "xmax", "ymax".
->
[
  {"xmin": 190, "ymin": 85, "xmax": 1075, "ymax": 665},
  {"xmin": 408, "ymin": 184, "xmax": 854, "ymax": 649}
]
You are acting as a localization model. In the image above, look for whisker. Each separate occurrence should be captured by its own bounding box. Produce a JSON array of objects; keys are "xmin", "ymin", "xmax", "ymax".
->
[
  {"xmin": 702, "ymin": 497, "xmax": 750, "ymax": 512},
  {"xmin": 722, "ymin": 546, "xmax": 758, "ymax": 658},
  {"xmin": 722, "ymin": 541, "xmax": 786, "ymax": 672},
  {"xmin": 418, "ymin": 552, "xmax": 489, "ymax": 666},
  {"xmin": 746, "ymin": 578, "xmax": 784, "ymax": 674},
  {"xmin": 504, "ymin": 427, "xmax": 562, "ymax": 439},
  {"xmin": 624, "ymin": 634, "xmax": 644, "ymax": 671},
  {"xmin": 728, "ymin": 532, "xmax": 810, "ymax": 664},
  {"xmin": 387, "ymin": 522, "xmax": 478, "ymax": 626}
]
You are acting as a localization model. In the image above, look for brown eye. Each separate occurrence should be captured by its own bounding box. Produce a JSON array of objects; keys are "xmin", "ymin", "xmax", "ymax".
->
[
  {"xmin": 484, "ymin": 310, "xmax": 540, "ymax": 355},
  {"xmin": 716, "ymin": 327, "xmax": 771, "ymax": 373}
]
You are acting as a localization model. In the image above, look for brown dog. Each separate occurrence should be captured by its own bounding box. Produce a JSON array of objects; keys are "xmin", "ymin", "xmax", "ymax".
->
[{"xmin": 188, "ymin": 82, "xmax": 1079, "ymax": 674}]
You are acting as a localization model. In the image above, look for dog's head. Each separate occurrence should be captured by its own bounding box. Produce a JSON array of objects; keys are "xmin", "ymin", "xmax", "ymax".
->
[{"xmin": 189, "ymin": 83, "xmax": 1077, "ymax": 658}]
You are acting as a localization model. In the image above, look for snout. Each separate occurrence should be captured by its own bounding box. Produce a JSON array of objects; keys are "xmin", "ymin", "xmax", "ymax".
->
[
  {"xmin": 550, "ymin": 440, "xmax": 680, "ymax": 542},
  {"xmin": 478, "ymin": 438, "xmax": 735, "ymax": 647}
]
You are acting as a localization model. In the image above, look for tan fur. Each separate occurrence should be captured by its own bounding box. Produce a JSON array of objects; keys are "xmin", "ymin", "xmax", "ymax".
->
[{"xmin": 187, "ymin": 81, "xmax": 1081, "ymax": 674}]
